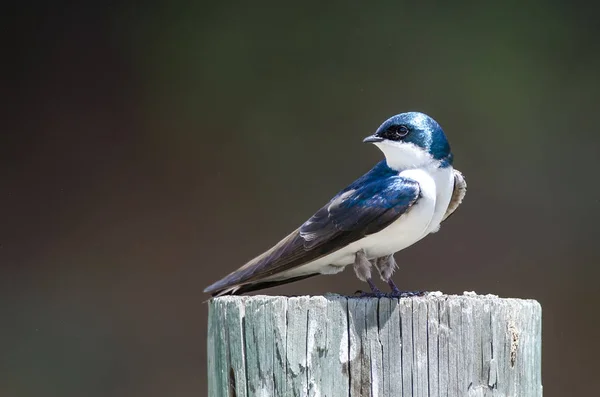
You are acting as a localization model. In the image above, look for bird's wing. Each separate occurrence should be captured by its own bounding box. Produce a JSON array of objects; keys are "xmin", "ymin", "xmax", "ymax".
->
[
  {"xmin": 441, "ymin": 169, "xmax": 467, "ymax": 222},
  {"xmin": 204, "ymin": 176, "xmax": 421, "ymax": 296}
]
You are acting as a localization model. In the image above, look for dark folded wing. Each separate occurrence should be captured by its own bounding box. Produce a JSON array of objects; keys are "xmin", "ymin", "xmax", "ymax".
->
[{"xmin": 204, "ymin": 176, "xmax": 420, "ymax": 295}]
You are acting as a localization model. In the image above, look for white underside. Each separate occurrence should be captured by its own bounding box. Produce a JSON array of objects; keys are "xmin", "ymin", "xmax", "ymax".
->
[{"xmin": 266, "ymin": 161, "xmax": 455, "ymax": 281}]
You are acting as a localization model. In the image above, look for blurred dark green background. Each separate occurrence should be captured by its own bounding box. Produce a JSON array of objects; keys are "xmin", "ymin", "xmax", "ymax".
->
[{"xmin": 3, "ymin": 1, "xmax": 599, "ymax": 396}]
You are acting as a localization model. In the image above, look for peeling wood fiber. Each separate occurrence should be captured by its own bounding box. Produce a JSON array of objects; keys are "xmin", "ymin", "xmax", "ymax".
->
[{"xmin": 207, "ymin": 294, "xmax": 542, "ymax": 397}]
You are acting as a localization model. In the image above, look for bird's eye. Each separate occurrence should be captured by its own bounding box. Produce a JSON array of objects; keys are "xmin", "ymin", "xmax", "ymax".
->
[
  {"xmin": 384, "ymin": 125, "xmax": 410, "ymax": 140},
  {"xmin": 397, "ymin": 125, "xmax": 409, "ymax": 137}
]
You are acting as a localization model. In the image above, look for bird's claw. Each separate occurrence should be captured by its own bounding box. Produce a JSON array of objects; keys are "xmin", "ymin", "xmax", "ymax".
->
[
  {"xmin": 354, "ymin": 289, "xmax": 426, "ymax": 298},
  {"xmin": 354, "ymin": 290, "xmax": 387, "ymax": 298},
  {"xmin": 389, "ymin": 289, "xmax": 426, "ymax": 298},
  {"xmin": 386, "ymin": 278, "xmax": 426, "ymax": 298}
]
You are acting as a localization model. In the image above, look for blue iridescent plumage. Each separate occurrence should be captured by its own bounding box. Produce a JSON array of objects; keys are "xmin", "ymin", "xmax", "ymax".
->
[{"xmin": 299, "ymin": 164, "xmax": 420, "ymax": 247}]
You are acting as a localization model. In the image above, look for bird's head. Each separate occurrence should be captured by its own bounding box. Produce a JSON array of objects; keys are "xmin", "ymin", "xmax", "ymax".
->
[{"xmin": 363, "ymin": 112, "xmax": 453, "ymax": 170}]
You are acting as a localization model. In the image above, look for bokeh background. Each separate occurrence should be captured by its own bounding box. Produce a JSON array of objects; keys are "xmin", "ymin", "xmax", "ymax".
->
[{"xmin": 3, "ymin": 1, "xmax": 599, "ymax": 396}]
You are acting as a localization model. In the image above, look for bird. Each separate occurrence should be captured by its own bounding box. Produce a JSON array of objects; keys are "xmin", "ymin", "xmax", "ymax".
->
[{"xmin": 204, "ymin": 112, "xmax": 466, "ymax": 297}]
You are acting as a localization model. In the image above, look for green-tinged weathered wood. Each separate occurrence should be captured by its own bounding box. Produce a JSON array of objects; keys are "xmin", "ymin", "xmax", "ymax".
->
[{"xmin": 207, "ymin": 293, "xmax": 542, "ymax": 397}]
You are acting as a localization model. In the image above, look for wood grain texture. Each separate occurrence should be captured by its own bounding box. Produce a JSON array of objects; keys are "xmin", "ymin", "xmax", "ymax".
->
[{"xmin": 207, "ymin": 293, "xmax": 542, "ymax": 397}]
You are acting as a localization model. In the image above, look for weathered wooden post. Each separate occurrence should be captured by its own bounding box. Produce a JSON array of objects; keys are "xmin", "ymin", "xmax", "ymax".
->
[{"xmin": 207, "ymin": 293, "xmax": 542, "ymax": 397}]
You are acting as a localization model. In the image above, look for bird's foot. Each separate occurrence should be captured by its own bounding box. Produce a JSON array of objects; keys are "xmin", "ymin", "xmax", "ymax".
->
[
  {"xmin": 354, "ymin": 289, "xmax": 425, "ymax": 298},
  {"xmin": 388, "ymin": 289, "xmax": 426, "ymax": 298},
  {"xmin": 353, "ymin": 278, "xmax": 425, "ymax": 298},
  {"xmin": 354, "ymin": 289, "xmax": 387, "ymax": 298},
  {"xmin": 353, "ymin": 277, "xmax": 386, "ymax": 298},
  {"xmin": 387, "ymin": 279, "xmax": 426, "ymax": 298}
]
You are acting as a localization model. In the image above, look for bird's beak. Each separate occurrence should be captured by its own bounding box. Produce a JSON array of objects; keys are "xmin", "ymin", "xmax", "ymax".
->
[{"xmin": 363, "ymin": 135, "xmax": 383, "ymax": 143}]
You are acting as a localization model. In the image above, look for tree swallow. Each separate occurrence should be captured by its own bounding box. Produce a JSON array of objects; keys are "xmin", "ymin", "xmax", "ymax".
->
[{"xmin": 204, "ymin": 112, "xmax": 466, "ymax": 297}]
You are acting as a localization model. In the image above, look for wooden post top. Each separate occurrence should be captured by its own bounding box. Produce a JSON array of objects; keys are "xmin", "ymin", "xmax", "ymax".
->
[{"xmin": 207, "ymin": 293, "xmax": 542, "ymax": 397}]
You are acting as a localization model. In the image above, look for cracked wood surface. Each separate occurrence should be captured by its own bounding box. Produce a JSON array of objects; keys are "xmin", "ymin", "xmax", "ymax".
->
[{"xmin": 207, "ymin": 294, "xmax": 542, "ymax": 397}]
